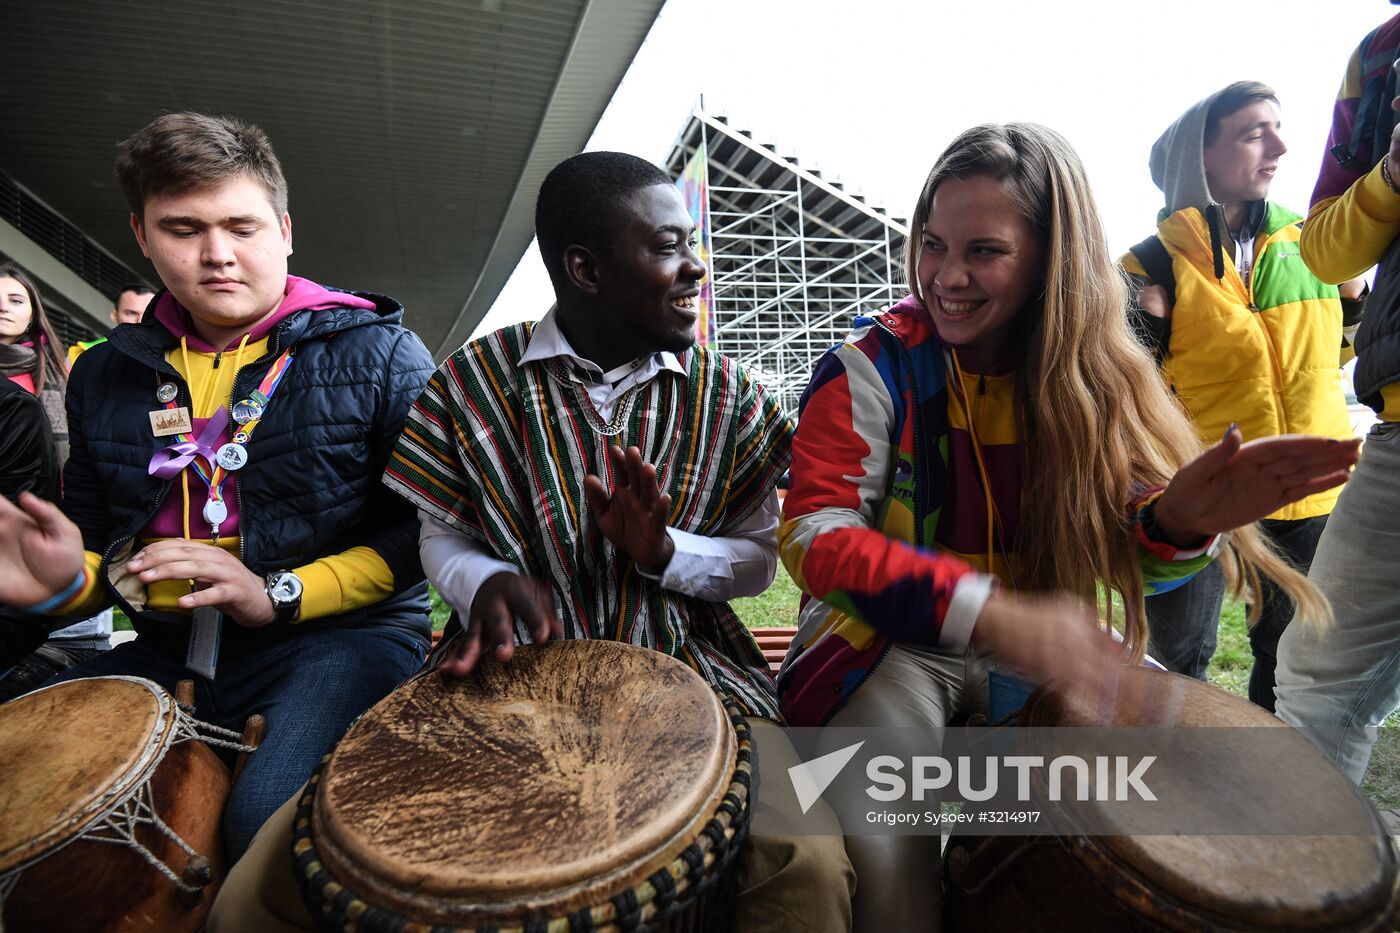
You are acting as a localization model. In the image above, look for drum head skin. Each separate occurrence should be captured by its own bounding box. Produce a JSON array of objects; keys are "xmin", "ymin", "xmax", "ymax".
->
[
  {"xmin": 0, "ymin": 677, "xmax": 172, "ymax": 874},
  {"xmin": 1025, "ymin": 668, "xmax": 1399, "ymax": 929},
  {"xmin": 313, "ymin": 640, "xmax": 736, "ymax": 924}
]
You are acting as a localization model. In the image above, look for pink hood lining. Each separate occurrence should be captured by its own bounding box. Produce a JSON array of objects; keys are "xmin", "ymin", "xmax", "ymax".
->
[{"xmin": 151, "ymin": 275, "xmax": 377, "ymax": 352}]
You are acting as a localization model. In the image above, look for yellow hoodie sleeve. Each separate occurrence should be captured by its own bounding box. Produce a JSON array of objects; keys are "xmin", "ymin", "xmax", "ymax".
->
[
  {"xmin": 52, "ymin": 550, "xmax": 108, "ymax": 619},
  {"xmin": 290, "ymin": 546, "xmax": 396, "ymax": 623},
  {"xmin": 1301, "ymin": 162, "xmax": 1400, "ymax": 284}
]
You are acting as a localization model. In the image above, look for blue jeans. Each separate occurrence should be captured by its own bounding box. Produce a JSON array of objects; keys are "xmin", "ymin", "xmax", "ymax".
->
[
  {"xmin": 1276, "ymin": 420, "xmax": 1400, "ymax": 782},
  {"xmin": 1145, "ymin": 559, "xmax": 1225, "ymax": 680},
  {"xmin": 46, "ymin": 623, "xmax": 426, "ymax": 861}
]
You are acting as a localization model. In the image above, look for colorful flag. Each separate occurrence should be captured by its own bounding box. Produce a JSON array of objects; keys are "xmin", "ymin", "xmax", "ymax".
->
[{"xmin": 677, "ymin": 142, "xmax": 715, "ymax": 345}]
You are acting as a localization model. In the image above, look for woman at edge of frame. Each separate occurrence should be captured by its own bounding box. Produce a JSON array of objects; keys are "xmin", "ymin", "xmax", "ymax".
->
[{"xmin": 775, "ymin": 122, "xmax": 1359, "ymax": 931}]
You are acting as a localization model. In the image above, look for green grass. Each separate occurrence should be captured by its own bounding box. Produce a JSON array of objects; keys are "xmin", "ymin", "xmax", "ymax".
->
[
  {"xmin": 731, "ymin": 570, "xmax": 804, "ymax": 628},
  {"xmin": 429, "ymin": 586, "xmax": 451, "ymax": 630},
  {"xmin": 1205, "ymin": 599, "xmax": 1251, "ymax": 694}
]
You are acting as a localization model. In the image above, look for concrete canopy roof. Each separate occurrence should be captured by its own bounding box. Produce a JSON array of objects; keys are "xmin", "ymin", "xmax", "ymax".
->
[{"xmin": 2, "ymin": 0, "xmax": 665, "ymax": 357}]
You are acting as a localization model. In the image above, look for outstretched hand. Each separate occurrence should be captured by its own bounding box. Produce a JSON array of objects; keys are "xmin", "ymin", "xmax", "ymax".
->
[
  {"xmin": 1155, "ymin": 427, "xmax": 1360, "ymax": 545},
  {"xmin": 436, "ymin": 571, "xmax": 562, "ymax": 677},
  {"xmin": 582, "ymin": 445, "xmax": 675, "ymax": 574},
  {"xmin": 0, "ymin": 492, "xmax": 85, "ymax": 607}
]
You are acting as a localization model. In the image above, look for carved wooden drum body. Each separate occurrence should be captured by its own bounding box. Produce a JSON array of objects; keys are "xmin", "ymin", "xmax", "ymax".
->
[
  {"xmin": 945, "ymin": 668, "xmax": 1400, "ymax": 932},
  {"xmin": 295, "ymin": 640, "xmax": 752, "ymax": 932},
  {"xmin": 0, "ymin": 676, "xmax": 232, "ymax": 932}
]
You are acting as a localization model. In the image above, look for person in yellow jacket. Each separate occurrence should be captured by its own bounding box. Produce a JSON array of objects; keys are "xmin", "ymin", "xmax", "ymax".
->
[
  {"xmin": 1275, "ymin": 12, "xmax": 1400, "ymax": 785},
  {"xmin": 1122, "ymin": 81, "xmax": 1357, "ymax": 710},
  {"xmin": 65, "ymin": 283, "xmax": 154, "ymax": 365}
]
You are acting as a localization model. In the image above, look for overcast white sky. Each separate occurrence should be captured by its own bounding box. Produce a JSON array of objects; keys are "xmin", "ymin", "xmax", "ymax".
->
[{"xmin": 474, "ymin": 0, "xmax": 1387, "ymax": 339}]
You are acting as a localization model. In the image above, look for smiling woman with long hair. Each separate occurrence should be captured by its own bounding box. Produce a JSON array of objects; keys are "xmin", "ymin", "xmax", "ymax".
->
[
  {"xmin": 0, "ymin": 263, "xmax": 69, "ymax": 468},
  {"xmin": 775, "ymin": 122, "xmax": 1358, "ymax": 930}
]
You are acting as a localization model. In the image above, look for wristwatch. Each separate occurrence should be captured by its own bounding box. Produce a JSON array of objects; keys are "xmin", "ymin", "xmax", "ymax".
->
[{"xmin": 265, "ymin": 570, "xmax": 304, "ymax": 624}]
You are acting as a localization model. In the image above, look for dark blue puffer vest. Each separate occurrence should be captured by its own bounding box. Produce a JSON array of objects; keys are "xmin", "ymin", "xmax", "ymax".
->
[{"xmin": 62, "ymin": 288, "xmax": 435, "ymax": 644}]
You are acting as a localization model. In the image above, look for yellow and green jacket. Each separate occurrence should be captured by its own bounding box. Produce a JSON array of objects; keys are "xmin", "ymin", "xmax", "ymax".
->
[
  {"xmin": 67, "ymin": 337, "xmax": 105, "ymax": 365},
  {"xmin": 1123, "ymin": 202, "xmax": 1352, "ymax": 521}
]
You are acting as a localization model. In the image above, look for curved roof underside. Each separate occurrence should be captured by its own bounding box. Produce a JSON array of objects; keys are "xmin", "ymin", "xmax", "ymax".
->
[{"xmin": 2, "ymin": 0, "xmax": 664, "ymax": 357}]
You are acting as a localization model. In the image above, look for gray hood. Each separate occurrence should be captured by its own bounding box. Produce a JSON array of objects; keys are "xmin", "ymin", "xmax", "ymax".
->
[
  {"xmin": 1150, "ymin": 87, "xmax": 1252, "ymax": 280},
  {"xmin": 1149, "ymin": 90, "xmax": 1220, "ymax": 216}
]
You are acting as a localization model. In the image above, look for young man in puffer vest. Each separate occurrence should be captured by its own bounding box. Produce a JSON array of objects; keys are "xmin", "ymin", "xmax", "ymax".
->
[
  {"xmin": 0, "ymin": 112, "xmax": 436, "ymax": 860},
  {"xmin": 1121, "ymin": 81, "xmax": 1358, "ymax": 709}
]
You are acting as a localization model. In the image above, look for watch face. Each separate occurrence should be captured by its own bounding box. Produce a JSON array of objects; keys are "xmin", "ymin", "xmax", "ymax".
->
[{"xmin": 269, "ymin": 572, "xmax": 303, "ymax": 604}]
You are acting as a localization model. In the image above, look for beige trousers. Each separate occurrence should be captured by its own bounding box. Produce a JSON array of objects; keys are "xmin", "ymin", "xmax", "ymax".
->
[
  {"xmin": 208, "ymin": 716, "xmax": 854, "ymax": 932},
  {"xmin": 825, "ymin": 643, "xmax": 991, "ymax": 933}
]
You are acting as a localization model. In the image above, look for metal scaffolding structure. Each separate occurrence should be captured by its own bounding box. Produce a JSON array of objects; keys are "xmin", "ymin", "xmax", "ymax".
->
[{"xmin": 666, "ymin": 105, "xmax": 909, "ymax": 414}]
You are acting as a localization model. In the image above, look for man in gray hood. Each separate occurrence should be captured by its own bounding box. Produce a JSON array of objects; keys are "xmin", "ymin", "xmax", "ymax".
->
[{"xmin": 1122, "ymin": 81, "xmax": 1357, "ymax": 710}]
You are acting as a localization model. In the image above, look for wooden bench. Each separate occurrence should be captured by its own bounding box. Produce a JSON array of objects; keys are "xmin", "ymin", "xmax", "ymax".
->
[{"xmin": 750, "ymin": 626, "xmax": 798, "ymax": 677}]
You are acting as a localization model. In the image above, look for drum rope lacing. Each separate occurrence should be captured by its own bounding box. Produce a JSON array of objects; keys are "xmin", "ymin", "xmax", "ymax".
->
[
  {"xmin": 77, "ymin": 780, "xmax": 206, "ymax": 892},
  {"xmin": 0, "ymin": 677, "xmax": 257, "ymax": 928},
  {"xmin": 171, "ymin": 700, "xmax": 260, "ymax": 753}
]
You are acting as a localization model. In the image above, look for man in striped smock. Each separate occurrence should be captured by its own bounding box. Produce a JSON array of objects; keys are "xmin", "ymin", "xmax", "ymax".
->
[{"xmin": 382, "ymin": 152, "xmax": 854, "ymax": 932}]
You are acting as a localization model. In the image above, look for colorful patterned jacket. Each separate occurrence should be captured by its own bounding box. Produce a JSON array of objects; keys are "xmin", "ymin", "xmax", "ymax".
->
[{"xmin": 777, "ymin": 296, "xmax": 1214, "ymax": 727}]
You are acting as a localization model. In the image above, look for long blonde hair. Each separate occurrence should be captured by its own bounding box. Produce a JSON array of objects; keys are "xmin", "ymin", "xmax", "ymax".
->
[{"xmin": 903, "ymin": 123, "xmax": 1328, "ymax": 655}]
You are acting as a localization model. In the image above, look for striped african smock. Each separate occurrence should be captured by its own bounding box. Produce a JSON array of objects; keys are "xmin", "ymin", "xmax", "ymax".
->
[{"xmin": 385, "ymin": 322, "xmax": 794, "ymax": 719}]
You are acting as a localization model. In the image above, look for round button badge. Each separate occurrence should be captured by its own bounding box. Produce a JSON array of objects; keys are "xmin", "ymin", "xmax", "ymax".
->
[
  {"xmin": 156, "ymin": 382, "xmax": 179, "ymax": 404},
  {"xmin": 231, "ymin": 400, "xmax": 264, "ymax": 425},
  {"xmin": 215, "ymin": 443, "xmax": 249, "ymax": 471}
]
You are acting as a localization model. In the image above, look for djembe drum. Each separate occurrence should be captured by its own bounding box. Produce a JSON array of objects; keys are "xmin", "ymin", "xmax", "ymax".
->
[
  {"xmin": 294, "ymin": 639, "xmax": 752, "ymax": 931},
  {"xmin": 944, "ymin": 668, "xmax": 1400, "ymax": 931},
  {"xmin": 0, "ymin": 676, "xmax": 252, "ymax": 931}
]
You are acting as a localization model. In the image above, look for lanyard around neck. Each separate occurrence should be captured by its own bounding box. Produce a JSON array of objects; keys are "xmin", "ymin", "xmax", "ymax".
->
[
  {"xmin": 949, "ymin": 348, "xmax": 1007, "ymax": 572},
  {"xmin": 156, "ymin": 341, "xmax": 297, "ymax": 538}
]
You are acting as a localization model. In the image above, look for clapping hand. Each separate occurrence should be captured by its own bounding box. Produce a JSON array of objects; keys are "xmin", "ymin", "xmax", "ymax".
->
[{"xmin": 582, "ymin": 445, "xmax": 675, "ymax": 575}]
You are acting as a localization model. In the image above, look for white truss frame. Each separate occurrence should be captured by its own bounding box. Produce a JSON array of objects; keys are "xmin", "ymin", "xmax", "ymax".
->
[{"xmin": 669, "ymin": 107, "xmax": 909, "ymax": 415}]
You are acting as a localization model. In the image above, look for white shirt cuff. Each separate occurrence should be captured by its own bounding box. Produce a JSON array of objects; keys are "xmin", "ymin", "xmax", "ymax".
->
[
  {"xmin": 418, "ymin": 512, "xmax": 519, "ymax": 616},
  {"xmin": 940, "ymin": 573, "xmax": 996, "ymax": 652},
  {"xmin": 636, "ymin": 526, "xmax": 732, "ymax": 588}
]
